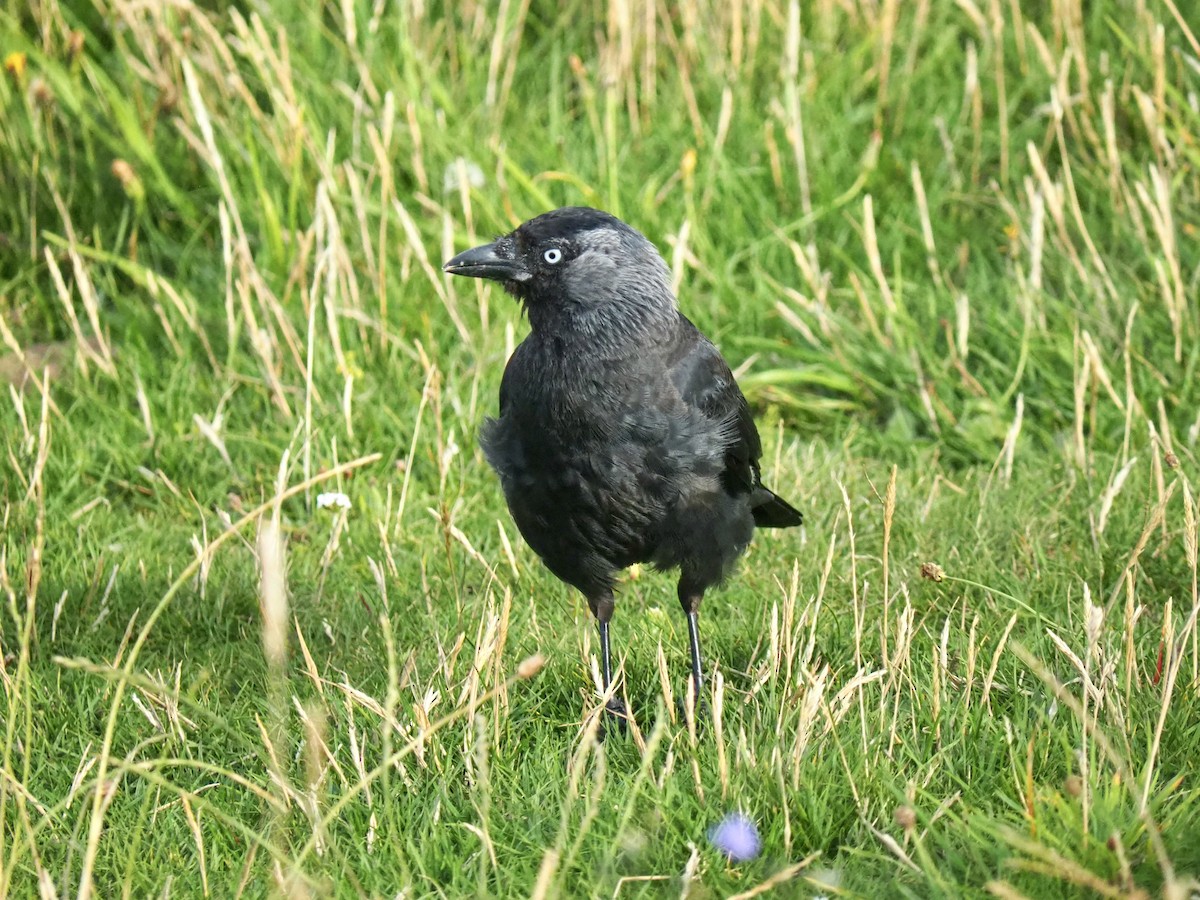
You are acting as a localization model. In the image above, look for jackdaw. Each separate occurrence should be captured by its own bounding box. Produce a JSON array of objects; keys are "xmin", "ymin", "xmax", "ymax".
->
[{"xmin": 444, "ymin": 207, "xmax": 801, "ymax": 726}]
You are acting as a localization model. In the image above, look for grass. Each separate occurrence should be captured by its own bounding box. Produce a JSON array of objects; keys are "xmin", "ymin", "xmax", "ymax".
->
[{"xmin": 1, "ymin": 0, "xmax": 1199, "ymax": 896}]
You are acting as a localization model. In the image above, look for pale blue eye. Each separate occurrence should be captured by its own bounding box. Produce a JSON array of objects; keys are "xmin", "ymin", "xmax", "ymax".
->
[{"xmin": 543, "ymin": 248, "xmax": 563, "ymax": 264}]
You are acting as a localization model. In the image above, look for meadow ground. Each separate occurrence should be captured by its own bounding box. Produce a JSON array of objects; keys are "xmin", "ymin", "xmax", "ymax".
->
[{"xmin": 2, "ymin": 0, "xmax": 1199, "ymax": 897}]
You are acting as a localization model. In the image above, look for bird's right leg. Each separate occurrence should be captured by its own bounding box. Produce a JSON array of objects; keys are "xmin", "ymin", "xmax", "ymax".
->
[
  {"xmin": 677, "ymin": 581, "xmax": 709, "ymax": 722},
  {"xmin": 587, "ymin": 590, "xmax": 626, "ymax": 733}
]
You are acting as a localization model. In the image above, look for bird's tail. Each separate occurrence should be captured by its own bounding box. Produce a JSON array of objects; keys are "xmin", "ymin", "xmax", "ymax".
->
[{"xmin": 751, "ymin": 488, "xmax": 803, "ymax": 528}]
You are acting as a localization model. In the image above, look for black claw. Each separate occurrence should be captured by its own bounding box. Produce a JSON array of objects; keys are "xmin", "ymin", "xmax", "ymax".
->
[{"xmin": 608, "ymin": 695, "xmax": 629, "ymax": 726}]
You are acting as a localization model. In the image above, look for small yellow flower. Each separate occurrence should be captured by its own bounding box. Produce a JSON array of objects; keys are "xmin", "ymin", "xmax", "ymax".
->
[
  {"xmin": 4, "ymin": 51, "xmax": 27, "ymax": 82},
  {"xmin": 680, "ymin": 148, "xmax": 697, "ymax": 181}
]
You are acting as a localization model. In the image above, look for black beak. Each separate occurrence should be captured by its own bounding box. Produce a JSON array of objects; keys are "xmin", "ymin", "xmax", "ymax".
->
[{"xmin": 443, "ymin": 241, "xmax": 530, "ymax": 283}]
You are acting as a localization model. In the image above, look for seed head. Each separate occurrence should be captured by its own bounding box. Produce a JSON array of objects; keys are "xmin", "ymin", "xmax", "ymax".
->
[
  {"xmin": 920, "ymin": 562, "xmax": 945, "ymax": 582},
  {"xmin": 893, "ymin": 804, "xmax": 917, "ymax": 831}
]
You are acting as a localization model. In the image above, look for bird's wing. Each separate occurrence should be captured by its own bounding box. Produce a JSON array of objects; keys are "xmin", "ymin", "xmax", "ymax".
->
[
  {"xmin": 670, "ymin": 316, "xmax": 803, "ymax": 527},
  {"xmin": 668, "ymin": 315, "xmax": 762, "ymax": 493}
]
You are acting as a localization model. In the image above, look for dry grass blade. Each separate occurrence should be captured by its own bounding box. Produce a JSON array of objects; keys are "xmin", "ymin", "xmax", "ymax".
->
[{"xmin": 725, "ymin": 852, "xmax": 821, "ymax": 900}]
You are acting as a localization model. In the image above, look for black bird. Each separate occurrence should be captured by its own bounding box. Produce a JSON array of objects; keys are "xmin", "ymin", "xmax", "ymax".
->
[{"xmin": 444, "ymin": 207, "xmax": 801, "ymax": 725}]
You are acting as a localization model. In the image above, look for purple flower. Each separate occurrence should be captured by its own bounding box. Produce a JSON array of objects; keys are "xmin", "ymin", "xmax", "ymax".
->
[{"xmin": 707, "ymin": 812, "xmax": 761, "ymax": 862}]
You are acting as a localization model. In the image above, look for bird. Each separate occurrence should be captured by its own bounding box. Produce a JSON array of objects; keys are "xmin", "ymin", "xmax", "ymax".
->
[{"xmin": 443, "ymin": 206, "xmax": 802, "ymax": 728}]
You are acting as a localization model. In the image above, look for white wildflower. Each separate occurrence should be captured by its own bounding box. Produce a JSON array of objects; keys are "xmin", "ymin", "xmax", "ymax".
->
[{"xmin": 316, "ymin": 491, "xmax": 352, "ymax": 511}]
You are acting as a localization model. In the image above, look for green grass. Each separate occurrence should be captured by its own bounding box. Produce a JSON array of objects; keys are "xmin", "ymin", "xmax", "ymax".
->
[{"xmin": 2, "ymin": 0, "xmax": 1200, "ymax": 896}]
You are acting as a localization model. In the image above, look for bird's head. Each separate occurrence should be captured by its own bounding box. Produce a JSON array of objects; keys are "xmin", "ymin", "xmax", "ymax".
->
[{"xmin": 443, "ymin": 207, "xmax": 676, "ymax": 340}]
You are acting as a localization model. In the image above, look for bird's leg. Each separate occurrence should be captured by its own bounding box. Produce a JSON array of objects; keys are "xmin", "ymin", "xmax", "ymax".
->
[
  {"xmin": 598, "ymin": 618, "xmax": 614, "ymax": 692},
  {"xmin": 678, "ymin": 585, "xmax": 708, "ymax": 720},
  {"xmin": 685, "ymin": 609, "xmax": 704, "ymax": 700},
  {"xmin": 588, "ymin": 591, "xmax": 626, "ymax": 733}
]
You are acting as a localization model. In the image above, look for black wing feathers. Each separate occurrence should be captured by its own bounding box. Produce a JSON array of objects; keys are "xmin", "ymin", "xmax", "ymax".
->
[{"xmin": 670, "ymin": 316, "xmax": 802, "ymax": 528}]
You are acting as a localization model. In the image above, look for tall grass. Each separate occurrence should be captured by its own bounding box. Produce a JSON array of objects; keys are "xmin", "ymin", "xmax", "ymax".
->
[{"xmin": 1, "ymin": 0, "xmax": 1198, "ymax": 896}]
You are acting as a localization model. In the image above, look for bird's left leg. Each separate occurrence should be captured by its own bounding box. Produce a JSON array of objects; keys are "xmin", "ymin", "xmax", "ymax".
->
[
  {"xmin": 677, "ymin": 583, "xmax": 707, "ymax": 718},
  {"xmin": 587, "ymin": 590, "xmax": 626, "ymax": 732}
]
